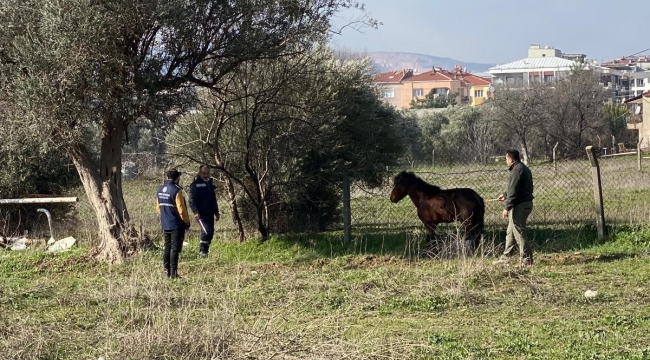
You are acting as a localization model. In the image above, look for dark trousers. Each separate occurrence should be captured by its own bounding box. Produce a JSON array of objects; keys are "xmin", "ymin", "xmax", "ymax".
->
[
  {"xmin": 163, "ymin": 229, "xmax": 185, "ymax": 278},
  {"xmin": 197, "ymin": 216, "xmax": 215, "ymax": 254}
]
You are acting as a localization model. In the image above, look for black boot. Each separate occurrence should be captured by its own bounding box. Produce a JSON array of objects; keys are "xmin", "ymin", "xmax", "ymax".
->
[
  {"xmin": 170, "ymin": 251, "xmax": 180, "ymax": 279},
  {"xmin": 199, "ymin": 242, "xmax": 209, "ymax": 257}
]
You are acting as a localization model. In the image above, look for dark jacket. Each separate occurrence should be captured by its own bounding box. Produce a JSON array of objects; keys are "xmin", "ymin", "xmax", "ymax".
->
[
  {"xmin": 189, "ymin": 176, "xmax": 219, "ymax": 217},
  {"xmin": 155, "ymin": 180, "xmax": 191, "ymax": 231},
  {"xmin": 503, "ymin": 161, "xmax": 534, "ymax": 211}
]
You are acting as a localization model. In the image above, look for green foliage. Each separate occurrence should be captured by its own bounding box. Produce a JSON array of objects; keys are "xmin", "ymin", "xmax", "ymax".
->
[
  {"xmin": 393, "ymin": 111, "xmax": 427, "ymax": 166},
  {"xmin": 410, "ymin": 89, "xmax": 458, "ymax": 109},
  {"xmin": 605, "ymin": 103, "xmax": 630, "ymax": 142},
  {"xmin": 0, "ymin": 143, "xmax": 78, "ymax": 234},
  {"xmin": 1, "ymin": 0, "xmax": 374, "ymax": 255},
  {"xmin": 168, "ymin": 49, "xmax": 408, "ymax": 237},
  {"xmin": 413, "ymin": 106, "xmax": 501, "ymax": 165}
]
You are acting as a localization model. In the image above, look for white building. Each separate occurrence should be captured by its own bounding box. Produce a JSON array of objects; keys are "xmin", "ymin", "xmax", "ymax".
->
[
  {"xmin": 489, "ymin": 45, "xmax": 624, "ymax": 99},
  {"xmin": 489, "ymin": 56, "xmax": 577, "ymax": 86},
  {"xmin": 601, "ymin": 57, "xmax": 650, "ymax": 100}
]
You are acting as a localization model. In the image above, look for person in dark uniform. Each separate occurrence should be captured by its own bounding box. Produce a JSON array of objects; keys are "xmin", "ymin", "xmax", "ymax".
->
[
  {"xmin": 188, "ymin": 165, "xmax": 220, "ymax": 256},
  {"xmin": 155, "ymin": 168, "xmax": 191, "ymax": 278}
]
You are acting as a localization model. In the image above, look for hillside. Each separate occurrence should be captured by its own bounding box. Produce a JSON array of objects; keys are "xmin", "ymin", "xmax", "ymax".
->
[{"xmin": 367, "ymin": 51, "xmax": 494, "ymax": 74}]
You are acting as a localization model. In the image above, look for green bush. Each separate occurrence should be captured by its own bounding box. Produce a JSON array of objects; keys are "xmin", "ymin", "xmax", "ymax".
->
[{"xmin": 0, "ymin": 146, "xmax": 79, "ymax": 236}]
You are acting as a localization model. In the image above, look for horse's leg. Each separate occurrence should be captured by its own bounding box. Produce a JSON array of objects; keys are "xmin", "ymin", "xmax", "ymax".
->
[
  {"xmin": 424, "ymin": 222, "xmax": 440, "ymax": 255},
  {"xmin": 466, "ymin": 216, "xmax": 483, "ymax": 255}
]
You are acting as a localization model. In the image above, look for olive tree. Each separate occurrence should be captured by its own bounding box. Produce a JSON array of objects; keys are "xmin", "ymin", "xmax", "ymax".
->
[
  {"xmin": 167, "ymin": 48, "xmax": 406, "ymax": 240},
  {"xmin": 0, "ymin": 0, "xmax": 371, "ymax": 262}
]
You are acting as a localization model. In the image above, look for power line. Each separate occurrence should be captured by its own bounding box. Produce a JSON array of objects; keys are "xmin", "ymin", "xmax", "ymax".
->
[{"xmin": 626, "ymin": 47, "xmax": 650, "ymax": 58}]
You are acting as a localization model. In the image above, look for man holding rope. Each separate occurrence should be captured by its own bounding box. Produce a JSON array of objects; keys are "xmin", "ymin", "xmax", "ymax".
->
[{"xmin": 189, "ymin": 165, "xmax": 221, "ymax": 257}]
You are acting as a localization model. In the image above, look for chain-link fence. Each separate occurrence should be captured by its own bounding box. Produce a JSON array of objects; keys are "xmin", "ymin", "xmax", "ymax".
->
[
  {"xmin": 67, "ymin": 178, "xmax": 242, "ymax": 247},
  {"xmin": 598, "ymin": 154, "xmax": 650, "ymax": 225},
  {"xmin": 56, "ymin": 151, "xmax": 650, "ymax": 246},
  {"xmin": 349, "ymin": 154, "xmax": 650, "ymax": 237},
  {"xmin": 122, "ymin": 152, "xmax": 173, "ymax": 181}
]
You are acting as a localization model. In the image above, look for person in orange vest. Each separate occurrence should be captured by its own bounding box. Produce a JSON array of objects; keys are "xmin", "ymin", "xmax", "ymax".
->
[{"xmin": 155, "ymin": 168, "xmax": 191, "ymax": 279}]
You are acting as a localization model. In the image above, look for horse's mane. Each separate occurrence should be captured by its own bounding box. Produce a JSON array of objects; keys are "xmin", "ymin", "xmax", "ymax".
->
[{"xmin": 395, "ymin": 171, "xmax": 441, "ymax": 195}]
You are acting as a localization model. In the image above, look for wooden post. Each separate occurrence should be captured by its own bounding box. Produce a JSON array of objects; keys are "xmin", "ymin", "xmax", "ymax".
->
[
  {"xmin": 0, "ymin": 197, "xmax": 78, "ymax": 204},
  {"xmin": 552, "ymin": 142, "xmax": 559, "ymax": 176},
  {"xmin": 342, "ymin": 177, "xmax": 351, "ymax": 244},
  {"xmin": 638, "ymin": 138, "xmax": 644, "ymax": 172},
  {"xmin": 586, "ymin": 146, "xmax": 606, "ymax": 240}
]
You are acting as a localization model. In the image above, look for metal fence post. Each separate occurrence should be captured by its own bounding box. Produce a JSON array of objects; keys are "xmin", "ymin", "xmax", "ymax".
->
[
  {"xmin": 553, "ymin": 142, "xmax": 559, "ymax": 176},
  {"xmin": 585, "ymin": 146, "xmax": 606, "ymax": 240},
  {"xmin": 342, "ymin": 177, "xmax": 351, "ymax": 244},
  {"xmin": 638, "ymin": 137, "xmax": 644, "ymax": 172}
]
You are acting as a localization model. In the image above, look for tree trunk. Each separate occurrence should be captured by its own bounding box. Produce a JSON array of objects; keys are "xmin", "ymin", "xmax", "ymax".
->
[
  {"xmin": 68, "ymin": 124, "xmax": 152, "ymax": 263},
  {"xmin": 224, "ymin": 176, "xmax": 246, "ymax": 242},
  {"xmin": 520, "ymin": 138, "xmax": 530, "ymax": 165},
  {"xmin": 214, "ymin": 152, "xmax": 246, "ymax": 242},
  {"xmin": 256, "ymin": 205, "xmax": 269, "ymax": 241}
]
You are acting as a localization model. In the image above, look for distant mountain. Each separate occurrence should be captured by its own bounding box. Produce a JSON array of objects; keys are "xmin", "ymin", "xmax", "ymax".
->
[{"xmin": 366, "ymin": 51, "xmax": 494, "ymax": 75}]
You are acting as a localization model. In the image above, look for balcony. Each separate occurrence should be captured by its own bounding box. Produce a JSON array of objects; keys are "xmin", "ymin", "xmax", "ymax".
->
[{"xmin": 628, "ymin": 112, "xmax": 643, "ymax": 129}]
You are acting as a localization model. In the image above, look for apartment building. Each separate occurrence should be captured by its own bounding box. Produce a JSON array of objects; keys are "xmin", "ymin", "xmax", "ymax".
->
[
  {"xmin": 375, "ymin": 66, "xmax": 491, "ymax": 109},
  {"xmin": 624, "ymin": 91, "xmax": 650, "ymax": 149},
  {"xmin": 489, "ymin": 45, "xmax": 625, "ymax": 101},
  {"xmin": 601, "ymin": 56, "xmax": 650, "ymax": 101},
  {"xmin": 375, "ymin": 69, "xmax": 414, "ymax": 109}
]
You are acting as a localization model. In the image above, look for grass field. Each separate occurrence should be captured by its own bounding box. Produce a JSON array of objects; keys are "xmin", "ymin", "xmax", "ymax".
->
[
  {"xmin": 2, "ymin": 155, "xmax": 649, "ymax": 359},
  {"xmin": 351, "ymin": 156, "xmax": 650, "ymax": 239},
  {"xmin": 1, "ymin": 229, "xmax": 650, "ymax": 359}
]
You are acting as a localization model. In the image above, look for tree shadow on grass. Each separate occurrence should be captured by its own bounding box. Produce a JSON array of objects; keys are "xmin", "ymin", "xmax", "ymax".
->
[
  {"xmin": 274, "ymin": 222, "xmax": 639, "ymax": 264},
  {"xmin": 539, "ymin": 252, "xmax": 641, "ymax": 266}
]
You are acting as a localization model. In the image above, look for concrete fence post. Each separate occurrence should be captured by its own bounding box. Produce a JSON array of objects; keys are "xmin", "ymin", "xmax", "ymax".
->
[
  {"xmin": 638, "ymin": 137, "xmax": 644, "ymax": 172},
  {"xmin": 585, "ymin": 146, "xmax": 606, "ymax": 240},
  {"xmin": 342, "ymin": 177, "xmax": 351, "ymax": 244}
]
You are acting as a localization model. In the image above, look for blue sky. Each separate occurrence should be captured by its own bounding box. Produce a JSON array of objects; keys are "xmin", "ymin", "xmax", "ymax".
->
[{"xmin": 329, "ymin": 0, "xmax": 649, "ymax": 64}]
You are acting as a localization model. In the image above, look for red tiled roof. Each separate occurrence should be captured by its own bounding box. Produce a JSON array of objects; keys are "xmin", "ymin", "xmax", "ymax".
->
[
  {"xmin": 375, "ymin": 70, "xmax": 413, "ymax": 83},
  {"xmin": 602, "ymin": 56, "xmax": 650, "ymax": 66},
  {"xmin": 461, "ymin": 74, "xmax": 491, "ymax": 86},
  {"xmin": 404, "ymin": 70, "xmax": 455, "ymax": 82}
]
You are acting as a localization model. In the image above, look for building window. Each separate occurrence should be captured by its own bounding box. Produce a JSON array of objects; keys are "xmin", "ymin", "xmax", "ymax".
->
[
  {"xmin": 381, "ymin": 89, "xmax": 394, "ymax": 98},
  {"xmin": 544, "ymin": 75, "xmax": 554, "ymax": 83},
  {"xmin": 474, "ymin": 90, "xmax": 484, "ymax": 98},
  {"xmin": 413, "ymin": 88, "xmax": 424, "ymax": 97},
  {"xmin": 637, "ymin": 79, "xmax": 644, "ymax": 87}
]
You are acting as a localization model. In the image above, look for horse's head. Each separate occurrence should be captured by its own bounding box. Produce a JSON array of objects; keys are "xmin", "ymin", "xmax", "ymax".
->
[{"xmin": 389, "ymin": 171, "xmax": 413, "ymax": 203}]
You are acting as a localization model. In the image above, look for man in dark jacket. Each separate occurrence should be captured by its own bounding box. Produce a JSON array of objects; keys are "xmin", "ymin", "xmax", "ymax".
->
[
  {"xmin": 188, "ymin": 165, "xmax": 220, "ymax": 256},
  {"xmin": 155, "ymin": 168, "xmax": 191, "ymax": 279},
  {"xmin": 494, "ymin": 149, "xmax": 535, "ymax": 267}
]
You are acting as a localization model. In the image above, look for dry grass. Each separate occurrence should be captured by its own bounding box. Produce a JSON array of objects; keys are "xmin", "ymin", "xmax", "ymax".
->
[
  {"xmin": 2, "ymin": 225, "xmax": 650, "ymax": 359},
  {"xmin": 350, "ymin": 156, "xmax": 650, "ymax": 248},
  {"xmin": 2, "ymin": 156, "xmax": 649, "ymax": 359}
]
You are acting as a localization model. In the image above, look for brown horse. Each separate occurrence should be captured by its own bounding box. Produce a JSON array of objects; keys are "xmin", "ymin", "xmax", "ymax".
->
[{"xmin": 389, "ymin": 171, "xmax": 485, "ymax": 253}]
